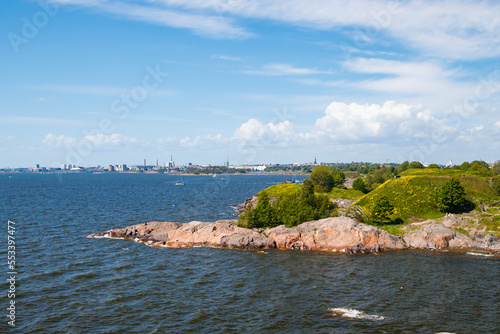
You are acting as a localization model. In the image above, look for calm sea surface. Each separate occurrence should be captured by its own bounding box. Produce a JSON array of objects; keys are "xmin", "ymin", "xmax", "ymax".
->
[{"xmin": 1, "ymin": 173, "xmax": 499, "ymax": 333}]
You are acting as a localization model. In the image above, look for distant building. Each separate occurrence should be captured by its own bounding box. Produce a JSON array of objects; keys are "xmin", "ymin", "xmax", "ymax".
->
[
  {"xmin": 168, "ymin": 155, "xmax": 175, "ymax": 169},
  {"xmin": 251, "ymin": 165, "xmax": 267, "ymax": 171},
  {"xmin": 61, "ymin": 164, "xmax": 77, "ymax": 170}
]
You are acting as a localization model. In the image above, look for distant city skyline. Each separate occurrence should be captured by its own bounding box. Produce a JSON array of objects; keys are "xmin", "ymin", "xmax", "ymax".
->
[
  {"xmin": 5, "ymin": 158, "xmax": 497, "ymax": 172},
  {"xmin": 2, "ymin": 1, "xmax": 500, "ymax": 168}
]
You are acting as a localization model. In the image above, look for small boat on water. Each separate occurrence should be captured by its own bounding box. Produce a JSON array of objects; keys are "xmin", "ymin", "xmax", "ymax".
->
[{"xmin": 175, "ymin": 175, "xmax": 185, "ymax": 186}]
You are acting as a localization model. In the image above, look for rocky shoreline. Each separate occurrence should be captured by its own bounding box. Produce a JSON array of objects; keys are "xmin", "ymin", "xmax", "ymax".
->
[{"xmin": 88, "ymin": 217, "xmax": 500, "ymax": 255}]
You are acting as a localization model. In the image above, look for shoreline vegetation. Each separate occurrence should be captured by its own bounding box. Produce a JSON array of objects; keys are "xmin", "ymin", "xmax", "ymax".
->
[
  {"xmin": 90, "ymin": 160, "xmax": 500, "ymax": 255},
  {"xmin": 237, "ymin": 161, "xmax": 500, "ymax": 239}
]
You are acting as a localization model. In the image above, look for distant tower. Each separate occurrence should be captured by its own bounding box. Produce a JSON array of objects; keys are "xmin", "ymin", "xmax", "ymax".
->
[
  {"xmin": 314, "ymin": 156, "xmax": 317, "ymax": 165},
  {"xmin": 226, "ymin": 157, "xmax": 229, "ymax": 167},
  {"xmin": 156, "ymin": 159, "xmax": 158, "ymax": 167},
  {"xmin": 144, "ymin": 159, "xmax": 146, "ymax": 167}
]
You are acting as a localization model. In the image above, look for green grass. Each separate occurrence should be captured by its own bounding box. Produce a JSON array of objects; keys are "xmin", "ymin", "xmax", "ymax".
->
[
  {"xmin": 327, "ymin": 188, "xmax": 365, "ymax": 201},
  {"xmin": 262, "ymin": 184, "xmax": 365, "ymax": 202},
  {"xmin": 478, "ymin": 217, "xmax": 500, "ymax": 237},
  {"xmin": 400, "ymin": 169, "xmax": 466, "ymax": 177},
  {"xmin": 259, "ymin": 183, "xmax": 301, "ymax": 198},
  {"xmin": 354, "ymin": 174, "xmax": 499, "ymax": 222},
  {"xmin": 454, "ymin": 227, "xmax": 468, "ymax": 235},
  {"xmin": 366, "ymin": 221, "xmax": 406, "ymax": 236}
]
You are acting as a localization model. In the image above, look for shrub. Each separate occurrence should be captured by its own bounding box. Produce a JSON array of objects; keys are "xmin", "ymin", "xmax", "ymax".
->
[
  {"xmin": 408, "ymin": 161, "xmax": 425, "ymax": 169},
  {"xmin": 309, "ymin": 165, "xmax": 345, "ymax": 193},
  {"xmin": 371, "ymin": 195, "xmax": 395, "ymax": 222},
  {"xmin": 239, "ymin": 179, "xmax": 337, "ymax": 228},
  {"xmin": 310, "ymin": 165, "xmax": 334, "ymax": 193},
  {"xmin": 437, "ymin": 178, "xmax": 468, "ymax": 213},
  {"xmin": 352, "ymin": 178, "xmax": 369, "ymax": 194}
]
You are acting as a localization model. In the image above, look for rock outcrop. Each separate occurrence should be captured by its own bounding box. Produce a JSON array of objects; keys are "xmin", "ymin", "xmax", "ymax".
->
[
  {"xmin": 89, "ymin": 217, "xmax": 500, "ymax": 254},
  {"xmin": 402, "ymin": 220, "xmax": 500, "ymax": 251},
  {"xmin": 266, "ymin": 217, "xmax": 405, "ymax": 253}
]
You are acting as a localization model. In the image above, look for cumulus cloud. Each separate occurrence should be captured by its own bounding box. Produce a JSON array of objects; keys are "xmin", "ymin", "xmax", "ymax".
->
[
  {"xmin": 39, "ymin": 101, "xmax": 459, "ymax": 163},
  {"xmin": 42, "ymin": 133, "xmax": 77, "ymax": 148},
  {"xmin": 231, "ymin": 119, "xmax": 295, "ymax": 145},
  {"xmin": 313, "ymin": 101, "xmax": 448, "ymax": 143}
]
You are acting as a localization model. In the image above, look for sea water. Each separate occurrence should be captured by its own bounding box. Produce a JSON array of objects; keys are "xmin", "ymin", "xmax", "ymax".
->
[{"xmin": 0, "ymin": 173, "xmax": 498, "ymax": 333}]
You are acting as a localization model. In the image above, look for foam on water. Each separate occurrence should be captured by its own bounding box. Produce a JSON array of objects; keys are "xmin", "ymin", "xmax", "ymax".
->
[
  {"xmin": 466, "ymin": 252, "xmax": 494, "ymax": 257},
  {"xmin": 329, "ymin": 307, "xmax": 385, "ymax": 321}
]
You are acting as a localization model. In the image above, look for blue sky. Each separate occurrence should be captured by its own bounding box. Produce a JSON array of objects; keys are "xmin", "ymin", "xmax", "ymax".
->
[{"xmin": 1, "ymin": 0, "xmax": 500, "ymax": 168}]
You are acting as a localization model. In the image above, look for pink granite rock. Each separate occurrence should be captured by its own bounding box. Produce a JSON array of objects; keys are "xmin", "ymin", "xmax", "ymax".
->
[{"xmin": 89, "ymin": 217, "xmax": 498, "ymax": 253}]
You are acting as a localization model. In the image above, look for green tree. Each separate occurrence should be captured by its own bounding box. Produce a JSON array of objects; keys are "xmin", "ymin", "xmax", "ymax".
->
[
  {"xmin": 437, "ymin": 178, "xmax": 467, "ymax": 213},
  {"xmin": 358, "ymin": 166, "xmax": 369, "ymax": 174},
  {"xmin": 245, "ymin": 191, "xmax": 278, "ymax": 228},
  {"xmin": 352, "ymin": 178, "xmax": 369, "ymax": 194},
  {"xmin": 408, "ymin": 161, "xmax": 425, "ymax": 169},
  {"xmin": 310, "ymin": 165, "xmax": 334, "ymax": 193},
  {"xmin": 492, "ymin": 162, "xmax": 500, "ymax": 176},
  {"xmin": 331, "ymin": 170, "xmax": 346, "ymax": 188},
  {"xmin": 240, "ymin": 180, "xmax": 337, "ymax": 229},
  {"xmin": 491, "ymin": 178, "xmax": 500, "ymax": 196},
  {"xmin": 372, "ymin": 169, "xmax": 386, "ymax": 184},
  {"xmin": 371, "ymin": 195, "xmax": 394, "ymax": 222},
  {"xmin": 459, "ymin": 161, "xmax": 470, "ymax": 171},
  {"xmin": 396, "ymin": 161, "xmax": 409, "ymax": 174},
  {"xmin": 469, "ymin": 160, "xmax": 491, "ymax": 176},
  {"xmin": 427, "ymin": 164, "xmax": 440, "ymax": 169}
]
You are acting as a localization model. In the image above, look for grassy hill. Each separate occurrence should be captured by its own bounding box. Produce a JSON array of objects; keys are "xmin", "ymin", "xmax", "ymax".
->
[
  {"xmin": 252, "ymin": 173, "xmax": 500, "ymax": 237},
  {"xmin": 354, "ymin": 172, "xmax": 498, "ymax": 222},
  {"xmin": 259, "ymin": 183, "xmax": 365, "ymax": 201}
]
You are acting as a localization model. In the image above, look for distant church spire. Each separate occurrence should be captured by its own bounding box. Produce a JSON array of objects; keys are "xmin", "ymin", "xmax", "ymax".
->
[{"xmin": 314, "ymin": 156, "xmax": 317, "ymax": 165}]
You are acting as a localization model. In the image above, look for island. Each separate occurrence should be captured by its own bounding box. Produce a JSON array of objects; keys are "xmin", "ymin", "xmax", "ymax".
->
[{"xmin": 89, "ymin": 161, "xmax": 500, "ymax": 256}]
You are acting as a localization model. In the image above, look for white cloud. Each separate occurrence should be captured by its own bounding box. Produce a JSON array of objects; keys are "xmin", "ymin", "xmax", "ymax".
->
[
  {"xmin": 54, "ymin": 0, "xmax": 252, "ymax": 39},
  {"xmin": 343, "ymin": 58, "xmax": 461, "ymax": 95},
  {"xmin": 179, "ymin": 134, "xmax": 227, "ymax": 148},
  {"xmin": 211, "ymin": 55, "xmax": 241, "ymax": 61},
  {"xmin": 42, "ymin": 133, "xmax": 142, "ymax": 150},
  {"xmin": 313, "ymin": 101, "xmax": 448, "ymax": 143},
  {"xmin": 74, "ymin": 0, "xmax": 500, "ymax": 60},
  {"xmin": 231, "ymin": 118, "xmax": 295, "ymax": 145},
  {"xmin": 156, "ymin": 101, "xmax": 452, "ymax": 149},
  {"xmin": 243, "ymin": 63, "xmax": 334, "ymax": 76},
  {"xmin": 342, "ymin": 57, "xmax": 476, "ymax": 112},
  {"xmin": 42, "ymin": 133, "xmax": 77, "ymax": 148}
]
